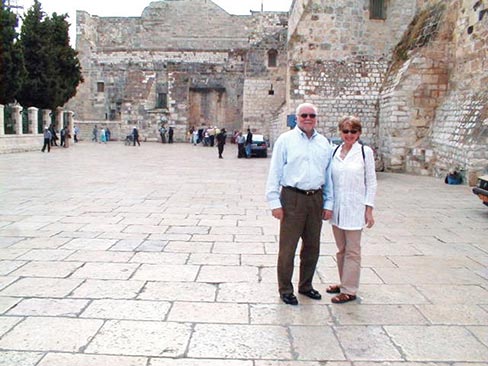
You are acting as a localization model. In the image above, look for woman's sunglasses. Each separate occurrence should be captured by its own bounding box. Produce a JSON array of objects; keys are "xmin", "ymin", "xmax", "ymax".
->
[{"xmin": 342, "ymin": 129, "xmax": 358, "ymax": 134}]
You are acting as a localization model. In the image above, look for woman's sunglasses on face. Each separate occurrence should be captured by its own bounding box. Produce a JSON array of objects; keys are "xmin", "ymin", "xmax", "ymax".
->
[
  {"xmin": 300, "ymin": 113, "xmax": 316, "ymax": 118},
  {"xmin": 342, "ymin": 129, "xmax": 358, "ymax": 134}
]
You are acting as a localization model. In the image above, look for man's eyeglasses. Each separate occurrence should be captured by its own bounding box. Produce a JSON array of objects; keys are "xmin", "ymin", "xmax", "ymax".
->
[
  {"xmin": 342, "ymin": 129, "xmax": 358, "ymax": 134},
  {"xmin": 300, "ymin": 113, "xmax": 316, "ymax": 118}
]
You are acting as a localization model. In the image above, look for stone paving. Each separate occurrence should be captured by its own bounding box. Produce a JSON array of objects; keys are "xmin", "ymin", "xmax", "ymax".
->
[{"xmin": 0, "ymin": 141, "xmax": 487, "ymax": 366}]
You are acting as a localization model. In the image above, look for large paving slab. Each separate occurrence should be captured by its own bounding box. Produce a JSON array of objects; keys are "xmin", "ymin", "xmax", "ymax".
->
[{"xmin": 0, "ymin": 141, "xmax": 487, "ymax": 363}]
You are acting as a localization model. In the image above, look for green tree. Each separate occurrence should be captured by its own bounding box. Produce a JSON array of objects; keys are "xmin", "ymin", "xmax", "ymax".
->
[
  {"xmin": 45, "ymin": 12, "xmax": 83, "ymax": 110},
  {"xmin": 16, "ymin": 0, "xmax": 82, "ymax": 110},
  {"xmin": 0, "ymin": 0, "xmax": 25, "ymax": 105}
]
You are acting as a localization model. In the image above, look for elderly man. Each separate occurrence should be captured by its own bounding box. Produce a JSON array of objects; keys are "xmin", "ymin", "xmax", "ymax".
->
[{"xmin": 266, "ymin": 102, "xmax": 334, "ymax": 305}]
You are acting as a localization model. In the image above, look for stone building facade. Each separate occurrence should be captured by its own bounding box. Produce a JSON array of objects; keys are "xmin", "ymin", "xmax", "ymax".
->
[
  {"xmin": 68, "ymin": 0, "xmax": 288, "ymax": 141},
  {"xmin": 67, "ymin": 0, "xmax": 487, "ymax": 181}
]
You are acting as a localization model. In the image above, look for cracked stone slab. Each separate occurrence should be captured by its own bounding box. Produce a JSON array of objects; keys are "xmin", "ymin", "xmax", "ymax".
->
[
  {"xmin": 0, "ymin": 277, "xmax": 83, "ymax": 297},
  {"xmin": 188, "ymin": 324, "xmax": 292, "ymax": 359},
  {"xmin": 69, "ymin": 279, "xmax": 145, "ymax": 299},
  {"xmin": 37, "ymin": 353, "xmax": 147, "ymax": 366},
  {"xmin": 0, "ymin": 351, "xmax": 43, "ymax": 366},
  {"xmin": 86, "ymin": 320, "xmax": 192, "ymax": 357},
  {"xmin": 331, "ymin": 304, "xmax": 427, "ymax": 325},
  {"xmin": 138, "ymin": 281, "xmax": 217, "ymax": 302},
  {"xmin": 385, "ymin": 325, "xmax": 488, "ymax": 361},
  {"xmin": 7, "ymin": 298, "xmax": 89, "ymax": 317},
  {"xmin": 168, "ymin": 301, "xmax": 248, "ymax": 323},
  {"xmin": 334, "ymin": 325, "xmax": 403, "ymax": 361},
  {"xmin": 250, "ymin": 304, "xmax": 332, "ymax": 326},
  {"xmin": 0, "ymin": 317, "xmax": 103, "ymax": 352},
  {"xmin": 290, "ymin": 326, "xmax": 345, "ymax": 360},
  {"xmin": 80, "ymin": 299, "xmax": 170, "ymax": 321}
]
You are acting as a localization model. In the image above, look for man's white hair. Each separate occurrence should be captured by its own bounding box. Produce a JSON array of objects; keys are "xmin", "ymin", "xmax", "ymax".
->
[{"xmin": 295, "ymin": 103, "xmax": 318, "ymax": 116}]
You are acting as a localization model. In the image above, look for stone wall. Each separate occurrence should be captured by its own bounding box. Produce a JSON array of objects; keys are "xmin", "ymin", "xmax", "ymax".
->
[
  {"xmin": 283, "ymin": 0, "xmax": 414, "ymax": 144},
  {"xmin": 69, "ymin": 0, "xmax": 289, "ymax": 142},
  {"xmin": 378, "ymin": 0, "xmax": 488, "ymax": 183}
]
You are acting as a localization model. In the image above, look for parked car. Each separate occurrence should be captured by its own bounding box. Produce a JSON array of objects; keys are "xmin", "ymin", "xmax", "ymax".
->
[
  {"xmin": 246, "ymin": 134, "xmax": 268, "ymax": 158},
  {"xmin": 472, "ymin": 175, "xmax": 488, "ymax": 207}
]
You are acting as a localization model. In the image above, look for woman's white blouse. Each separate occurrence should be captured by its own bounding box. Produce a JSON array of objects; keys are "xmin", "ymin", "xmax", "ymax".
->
[{"xmin": 330, "ymin": 142, "xmax": 377, "ymax": 230}]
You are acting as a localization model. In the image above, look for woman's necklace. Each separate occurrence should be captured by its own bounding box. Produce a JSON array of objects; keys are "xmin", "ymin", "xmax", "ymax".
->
[{"xmin": 340, "ymin": 145, "xmax": 351, "ymax": 159}]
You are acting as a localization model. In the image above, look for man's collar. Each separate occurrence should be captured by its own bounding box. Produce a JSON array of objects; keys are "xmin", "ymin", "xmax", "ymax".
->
[{"xmin": 295, "ymin": 126, "xmax": 317, "ymax": 138}]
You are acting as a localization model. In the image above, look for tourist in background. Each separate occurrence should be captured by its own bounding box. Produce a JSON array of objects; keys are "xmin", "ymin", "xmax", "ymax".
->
[
  {"xmin": 74, "ymin": 125, "xmax": 80, "ymax": 143},
  {"xmin": 236, "ymin": 131, "xmax": 246, "ymax": 158},
  {"xmin": 41, "ymin": 127, "xmax": 52, "ymax": 153},
  {"xmin": 168, "ymin": 127, "xmax": 174, "ymax": 143},
  {"xmin": 216, "ymin": 128, "xmax": 227, "ymax": 159},
  {"xmin": 327, "ymin": 115, "xmax": 377, "ymax": 303},
  {"xmin": 132, "ymin": 126, "xmax": 140, "ymax": 146},
  {"xmin": 92, "ymin": 125, "xmax": 98, "ymax": 142},
  {"xmin": 265, "ymin": 102, "xmax": 334, "ymax": 305},
  {"xmin": 245, "ymin": 128, "xmax": 253, "ymax": 158},
  {"xmin": 100, "ymin": 128, "xmax": 107, "ymax": 143},
  {"xmin": 105, "ymin": 127, "xmax": 111, "ymax": 141}
]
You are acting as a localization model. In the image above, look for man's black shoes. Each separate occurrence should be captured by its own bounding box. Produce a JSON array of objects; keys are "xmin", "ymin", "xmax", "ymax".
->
[
  {"xmin": 298, "ymin": 289, "xmax": 322, "ymax": 300},
  {"xmin": 280, "ymin": 293, "xmax": 298, "ymax": 305}
]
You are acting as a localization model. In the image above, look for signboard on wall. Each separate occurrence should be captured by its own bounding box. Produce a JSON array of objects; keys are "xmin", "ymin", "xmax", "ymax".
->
[{"xmin": 287, "ymin": 114, "xmax": 296, "ymax": 129}]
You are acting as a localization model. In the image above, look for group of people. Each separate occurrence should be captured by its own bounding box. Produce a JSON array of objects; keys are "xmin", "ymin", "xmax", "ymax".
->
[
  {"xmin": 188, "ymin": 125, "xmax": 220, "ymax": 147},
  {"xmin": 187, "ymin": 125, "xmax": 229, "ymax": 159},
  {"xmin": 235, "ymin": 128, "xmax": 253, "ymax": 158},
  {"xmin": 41, "ymin": 124, "xmax": 77, "ymax": 153},
  {"xmin": 266, "ymin": 102, "xmax": 377, "ymax": 305},
  {"xmin": 92, "ymin": 125, "xmax": 111, "ymax": 143},
  {"xmin": 159, "ymin": 125, "xmax": 174, "ymax": 144}
]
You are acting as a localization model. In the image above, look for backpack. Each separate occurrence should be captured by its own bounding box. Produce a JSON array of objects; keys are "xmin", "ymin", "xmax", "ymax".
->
[{"xmin": 332, "ymin": 141, "xmax": 365, "ymax": 161}]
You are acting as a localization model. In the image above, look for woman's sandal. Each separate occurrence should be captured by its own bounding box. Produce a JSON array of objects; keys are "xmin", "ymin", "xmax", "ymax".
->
[
  {"xmin": 331, "ymin": 293, "xmax": 357, "ymax": 304},
  {"xmin": 326, "ymin": 285, "xmax": 341, "ymax": 294}
]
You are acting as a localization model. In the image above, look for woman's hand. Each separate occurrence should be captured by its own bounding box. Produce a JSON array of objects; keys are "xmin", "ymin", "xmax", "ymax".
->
[
  {"xmin": 365, "ymin": 206, "xmax": 375, "ymax": 228},
  {"xmin": 322, "ymin": 209, "xmax": 332, "ymax": 221}
]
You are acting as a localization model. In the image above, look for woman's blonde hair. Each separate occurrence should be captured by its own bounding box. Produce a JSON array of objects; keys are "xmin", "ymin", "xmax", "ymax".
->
[{"xmin": 338, "ymin": 115, "xmax": 362, "ymax": 132}]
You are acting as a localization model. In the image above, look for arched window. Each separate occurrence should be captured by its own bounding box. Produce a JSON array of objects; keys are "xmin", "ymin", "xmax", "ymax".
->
[{"xmin": 268, "ymin": 49, "xmax": 278, "ymax": 68}]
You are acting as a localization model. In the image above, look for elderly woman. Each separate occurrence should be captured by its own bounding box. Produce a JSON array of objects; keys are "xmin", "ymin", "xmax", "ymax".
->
[{"xmin": 327, "ymin": 116, "xmax": 377, "ymax": 303}]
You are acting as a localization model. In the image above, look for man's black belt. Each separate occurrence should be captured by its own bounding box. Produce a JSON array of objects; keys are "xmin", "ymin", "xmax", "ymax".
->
[{"xmin": 284, "ymin": 186, "xmax": 322, "ymax": 196}]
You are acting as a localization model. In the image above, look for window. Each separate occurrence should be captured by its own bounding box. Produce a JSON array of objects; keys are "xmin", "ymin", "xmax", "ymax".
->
[
  {"xmin": 97, "ymin": 82, "xmax": 105, "ymax": 93},
  {"xmin": 370, "ymin": 0, "xmax": 386, "ymax": 20},
  {"xmin": 157, "ymin": 93, "xmax": 168, "ymax": 109},
  {"xmin": 267, "ymin": 49, "xmax": 278, "ymax": 68}
]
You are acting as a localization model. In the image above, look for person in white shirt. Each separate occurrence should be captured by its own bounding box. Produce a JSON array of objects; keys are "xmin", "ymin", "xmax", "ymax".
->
[
  {"xmin": 266, "ymin": 102, "xmax": 334, "ymax": 305},
  {"xmin": 326, "ymin": 115, "xmax": 377, "ymax": 303}
]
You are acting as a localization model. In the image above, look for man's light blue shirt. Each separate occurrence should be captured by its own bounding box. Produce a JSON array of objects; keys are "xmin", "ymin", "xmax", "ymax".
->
[{"xmin": 265, "ymin": 126, "xmax": 334, "ymax": 210}]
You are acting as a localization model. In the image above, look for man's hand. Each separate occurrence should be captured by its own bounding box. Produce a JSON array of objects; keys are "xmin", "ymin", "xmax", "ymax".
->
[
  {"xmin": 322, "ymin": 209, "xmax": 332, "ymax": 220},
  {"xmin": 272, "ymin": 208, "xmax": 284, "ymax": 221}
]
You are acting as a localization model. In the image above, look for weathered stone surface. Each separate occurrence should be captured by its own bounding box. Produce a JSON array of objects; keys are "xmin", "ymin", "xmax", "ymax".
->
[
  {"xmin": 0, "ymin": 317, "xmax": 103, "ymax": 352},
  {"xmin": 188, "ymin": 324, "xmax": 292, "ymax": 359},
  {"xmin": 86, "ymin": 320, "xmax": 192, "ymax": 357}
]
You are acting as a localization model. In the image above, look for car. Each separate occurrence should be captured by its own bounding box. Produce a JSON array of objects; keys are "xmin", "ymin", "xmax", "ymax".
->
[
  {"xmin": 246, "ymin": 134, "xmax": 268, "ymax": 158},
  {"xmin": 472, "ymin": 175, "xmax": 488, "ymax": 207}
]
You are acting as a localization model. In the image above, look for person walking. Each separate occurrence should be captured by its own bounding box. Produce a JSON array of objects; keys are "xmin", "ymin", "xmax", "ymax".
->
[
  {"xmin": 41, "ymin": 127, "xmax": 52, "ymax": 153},
  {"xmin": 245, "ymin": 128, "xmax": 253, "ymax": 158},
  {"xmin": 74, "ymin": 125, "xmax": 80, "ymax": 143},
  {"xmin": 168, "ymin": 127, "xmax": 174, "ymax": 143},
  {"xmin": 92, "ymin": 125, "xmax": 98, "ymax": 142},
  {"xmin": 326, "ymin": 116, "xmax": 377, "ymax": 303},
  {"xmin": 132, "ymin": 126, "xmax": 140, "ymax": 146},
  {"xmin": 265, "ymin": 102, "xmax": 334, "ymax": 305},
  {"xmin": 216, "ymin": 128, "xmax": 227, "ymax": 159}
]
